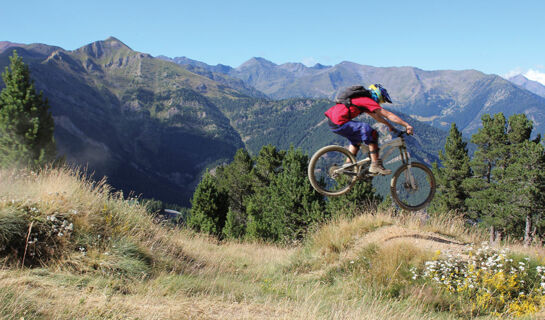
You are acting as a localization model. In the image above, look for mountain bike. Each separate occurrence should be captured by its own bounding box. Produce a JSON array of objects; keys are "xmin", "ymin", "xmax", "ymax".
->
[{"xmin": 308, "ymin": 130, "xmax": 436, "ymax": 211}]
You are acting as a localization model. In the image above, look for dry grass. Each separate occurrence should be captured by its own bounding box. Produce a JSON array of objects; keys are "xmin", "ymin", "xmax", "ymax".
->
[
  {"xmin": 0, "ymin": 267, "xmax": 460, "ymax": 320},
  {"xmin": 0, "ymin": 167, "xmax": 540, "ymax": 319}
]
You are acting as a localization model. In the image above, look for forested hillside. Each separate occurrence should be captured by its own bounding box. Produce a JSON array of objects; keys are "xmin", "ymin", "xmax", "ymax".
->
[{"xmin": 212, "ymin": 96, "xmax": 446, "ymax": 165}]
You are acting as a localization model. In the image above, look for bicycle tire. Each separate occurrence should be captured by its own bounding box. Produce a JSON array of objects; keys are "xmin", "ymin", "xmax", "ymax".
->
[
  {"xmin": 308, "ymin": 145, "xmax": 358, "ymax": 196},
  {"xmin": 390, "ymin": 162, "xmax": 436, "ymax": 211}
]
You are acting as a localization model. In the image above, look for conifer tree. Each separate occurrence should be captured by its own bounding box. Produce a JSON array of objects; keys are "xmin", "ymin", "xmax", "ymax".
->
[
  {"xmin": 218, "ymin": 146, "xmax": 287, "ymax": 239},
  {"xmin": 188, "ymin": 171, "xmax": 228, "ymax": 236},
  {"xmin": 0, "ymin": 51, "xmax": 56, "ymax": 168},
  {"xmin": 253, "ymin": 144, "xmax": 285, "ymax": 186},
  {"xmin": 496, "ymin": 114, "xmax": 545, "ymax": 244},
  {"xmin": 507, "ymin": 114, "xmax": 533, "ymax": 144},
  {"xmin": 498, "ymin": 139, "xmax": 545, "ymax": 245},
  {"xmin": 246, "ymin": 146, "xmax": 325, "ymax": 242},
  {"xmin": 216, "ymin": 148, "xmax": 254, "ymax": 239},
  {"xmin": 464, "ymin": 113, "xmax": 508, "ymax": 241},
  {"xmin": 431, "ymin": 123, "xmax": 471, "ymax": 213}
]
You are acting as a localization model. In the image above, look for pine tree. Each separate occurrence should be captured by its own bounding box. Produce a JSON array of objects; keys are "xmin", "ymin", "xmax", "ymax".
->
[
  {"xmin": 216, "ymin": 148, "xmax": 255, "ymax": 239},
  {"xmin": 498, "ymin": 139, "xmax": 545, "ymax": 245},
  {"xmin": 464, "ymin": 113, "xmax": 508, "ymax": 241},
  {"xmin": 187, "ymin": 171, "xmax": 229, "ymax": 236},
  {"xmin": 507, "ymin": 114, "xmax": 533, "ymax": 144},
  {"xmin": 0, "ymin": 51, "xmax": 56, "ymax": 168},
  {"xmin": 431, "ymin": 123, "xmax": 472, "ymax": 213},
  {"xmin": 496, "ymin": 114, "xmax": 545, "ymax": 245},
  {"xmin": 253, "ymin": 144, "xmax": 285, "ymax": 186},
  {"xmin": 246, "ymin": 146, "xmax": 325, "ymax": 242}
]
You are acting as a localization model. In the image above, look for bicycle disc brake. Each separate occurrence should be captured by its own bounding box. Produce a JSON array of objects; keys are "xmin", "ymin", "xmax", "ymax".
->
[{"xmin": 328, "ymin": 164, "xmax": 340, "ymax": 179}]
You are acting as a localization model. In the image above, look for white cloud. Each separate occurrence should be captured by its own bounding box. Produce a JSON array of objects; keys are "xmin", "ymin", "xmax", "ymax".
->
[
  {"xmin": 503, "ymin": 67, "xmax": 523, "ymax": 79},
  {"xmin": 524, "ymin": 69, "xmax": 545, "ymax": 86},
  {"xmin": 301, "ymin": 57, "xmax": 318, "ymax": 67},
  {"xmin": 502, "ymin": 66, "xmax": 545, "ymax": 86}
]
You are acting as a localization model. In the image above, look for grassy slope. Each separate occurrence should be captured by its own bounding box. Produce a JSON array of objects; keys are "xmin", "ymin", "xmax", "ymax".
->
[{"xmin": 1, "ymin": 168, "xmax": 544, "ymax": 319}]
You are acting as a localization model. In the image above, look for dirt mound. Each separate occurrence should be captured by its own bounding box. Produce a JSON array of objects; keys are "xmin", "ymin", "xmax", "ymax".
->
[{"xmin": 339, "ymin": 225, "xmax": 470, "ymax": 263}]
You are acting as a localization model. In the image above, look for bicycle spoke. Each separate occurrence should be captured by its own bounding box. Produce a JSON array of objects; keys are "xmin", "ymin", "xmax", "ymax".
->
[
  {"xmin": 309, "ymin": 147, "xmax": 357, "ymax": 195},
  {"xmin": 391, "ymin": 163, "xmax": 435, "ymax": 211}
]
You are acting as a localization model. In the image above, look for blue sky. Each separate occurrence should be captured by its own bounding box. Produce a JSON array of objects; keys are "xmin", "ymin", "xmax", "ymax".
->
[{"xmin": 1, "ymin": 0, "xmax": 544, "ymax": 82}]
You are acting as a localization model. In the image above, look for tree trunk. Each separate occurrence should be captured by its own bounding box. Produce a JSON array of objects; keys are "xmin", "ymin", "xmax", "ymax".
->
[
  {"xmin": 524, "ymin": 213, "xmax": 532, "ymax": 246},
  {"xmin": 495, "ymin": 230, "xmax": 502, "ymax": 245},
  {"xmin": 490, "ymin": 225, "xmax": 495, "ymax": 244},
  {"xmin": 532, "ymin": 213, "xmax": 540, "ymax": 243}
]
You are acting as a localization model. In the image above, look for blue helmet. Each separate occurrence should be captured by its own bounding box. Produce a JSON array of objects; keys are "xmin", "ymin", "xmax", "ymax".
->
[{"xmin": 368, "ymin": 84, "xmax": 392, "ymax": 104}]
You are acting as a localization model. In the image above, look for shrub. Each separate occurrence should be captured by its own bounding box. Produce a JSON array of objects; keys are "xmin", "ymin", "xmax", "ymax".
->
[{"xmin": 0, "ymin": 202, "xmax": 75, "ymax": 266}]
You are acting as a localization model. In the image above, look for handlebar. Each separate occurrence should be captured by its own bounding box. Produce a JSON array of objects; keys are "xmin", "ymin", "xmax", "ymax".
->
[{"xmin": 392, "ymin": 128, "xmax": 408, "ymax": 138}]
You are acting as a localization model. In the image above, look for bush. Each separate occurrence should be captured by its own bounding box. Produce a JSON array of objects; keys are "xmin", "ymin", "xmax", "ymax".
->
[
  {"xmin": 0, "ymin": 202, "xmax": 75, "ymax": 266},
  {"xmin": 0, "ymin": 207, "xmax": 27, "ymax": 254}
]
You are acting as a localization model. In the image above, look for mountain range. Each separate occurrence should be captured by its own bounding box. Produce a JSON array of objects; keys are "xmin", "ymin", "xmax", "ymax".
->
[
  {"xmin": 165, "ymin": 56, "xmax": 545, "ymax": 136},
  {"xmin": 1, "ymin": 37, "xmax": 544, "ymax": 205}
]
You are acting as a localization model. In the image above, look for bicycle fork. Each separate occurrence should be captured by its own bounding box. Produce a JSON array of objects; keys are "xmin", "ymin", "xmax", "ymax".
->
[{"xmin": 398, "ymin": 145, "xmax": 418, "ymax": 191}]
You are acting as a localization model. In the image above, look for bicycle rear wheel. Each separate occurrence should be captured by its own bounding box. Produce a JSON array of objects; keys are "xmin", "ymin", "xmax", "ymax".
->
[
  {"xmin": 390, "ymin": 162, "xmax": 436, "ymax": 211},
  {"xmin": 308, "ymin": 145, "xmax": 358, "ymax": 196}
]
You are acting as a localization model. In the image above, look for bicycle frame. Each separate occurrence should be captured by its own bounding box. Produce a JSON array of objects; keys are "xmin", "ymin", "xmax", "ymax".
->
[{"xmin": 333, "ymin": 134, "xmax": 412, "ymax": 179}]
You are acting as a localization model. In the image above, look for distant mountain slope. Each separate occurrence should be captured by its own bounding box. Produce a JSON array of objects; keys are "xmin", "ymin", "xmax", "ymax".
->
[
  {"xmin": 211, "ymin": 96, "xmax": 446, "ymax": 167},
  {"xmin": 156, "ymin": 55, "xmax": 449, "ymax": 165},
  {"xmin": 509, "ymin": 74, "xmax": 545, "ymax": 98},
  {"xmin": 179, "ymin": 57, "xmax": 545, "ymax": 136},
  {"xmin": 157, "ymin": 55, "xmax": 268, "ymax": 99},
  {"xmin": 0, "ymin": 37, "xmax": 246, "ymax": 205}
]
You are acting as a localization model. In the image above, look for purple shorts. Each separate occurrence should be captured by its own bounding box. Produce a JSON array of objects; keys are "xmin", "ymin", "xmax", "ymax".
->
[{"xmin": 330, "ymin": 120, "xmax": 377, "ymax": 146}]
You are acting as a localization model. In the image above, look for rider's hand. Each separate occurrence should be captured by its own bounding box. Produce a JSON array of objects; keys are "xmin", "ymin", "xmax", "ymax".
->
[{"xmin": 406, "ymin": 125, "xmax": 414, "ymax": 135}]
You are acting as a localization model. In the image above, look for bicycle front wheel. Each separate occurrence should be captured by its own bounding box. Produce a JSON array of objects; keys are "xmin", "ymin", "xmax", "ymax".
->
[
  {"xmin": 390, "ymin": 162, "xmax": 436, "ymax": 211},
  {"xmin": 308, "ymin": 145, "xmax": 358, "ymax": 196}
]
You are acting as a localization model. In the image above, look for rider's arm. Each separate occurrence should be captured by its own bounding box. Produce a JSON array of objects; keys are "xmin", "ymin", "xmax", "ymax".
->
[
  {"xmin": 367, "ymin": 111, "xmax": 395, "ymax": 131},
  {"xmin": 373, "ymin": 108, "xmax": 414, "ymax": 134}
]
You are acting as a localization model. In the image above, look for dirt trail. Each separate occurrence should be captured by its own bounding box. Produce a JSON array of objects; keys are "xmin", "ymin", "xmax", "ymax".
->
[{"xmin": 341, "ymin": 225, "xmax": 470, "ymax": 262}]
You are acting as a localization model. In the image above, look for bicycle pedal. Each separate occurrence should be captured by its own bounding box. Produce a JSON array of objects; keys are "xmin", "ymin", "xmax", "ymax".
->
[
  {"xmin": 357, "ymin": 172, "xmax": 373, "ymax": 180},
  {"xmin": 357, "ymin": 175, "xmax": 372, "ymax": 182}
]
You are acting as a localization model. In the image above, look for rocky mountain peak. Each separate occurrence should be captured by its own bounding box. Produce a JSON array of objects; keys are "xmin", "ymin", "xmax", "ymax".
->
[
  {"xmin": 237, "ymin": 57, "xmax": 276, "ymax": 70},
  {"xmin": 509, "ymin": 74, "xmax": 530, "ymax": 84},
  {"xmin": 0, "ymin": 41, "xmax": 23, "ymax": 53},
  {"xmin": 509, "ymin": 74, "xmax": 545, "ymax": 98},
  {"xmin": 75, "ymin": 36, "xmax": 132, "ymax": 59},
  {"xmin": 311, "ymin": 63, "xmax": 329, "ymax": 70},
  {"xmin": 278, "ymin": 62, "xmax": 307, "ymax": 73}
]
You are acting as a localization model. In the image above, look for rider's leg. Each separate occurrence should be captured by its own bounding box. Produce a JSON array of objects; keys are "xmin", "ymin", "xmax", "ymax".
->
[
  {"xmin": 368, "ymin": 132, "xmax": 392, "ymax": 175},
  {"xmin": 368, "ymin": 143, "xmax": 379, "ymax": 162},
  {"xmin": 348, "ymin": 144, "xmax": 359, "ymax": 156},
  {"xmin": 345, "ymin": 144, "xmax": 359, "ymax": 164}
]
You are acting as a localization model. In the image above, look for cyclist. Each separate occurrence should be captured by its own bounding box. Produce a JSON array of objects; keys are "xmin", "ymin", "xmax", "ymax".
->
[{"xmin": 324, "ymin": 84, "xmax": 414, "ymax": 175}]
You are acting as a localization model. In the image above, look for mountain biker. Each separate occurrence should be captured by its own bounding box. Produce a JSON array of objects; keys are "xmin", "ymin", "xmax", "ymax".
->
[{"xmin": 324, "ymin": 84, "xmax": 414, "ymax": 175}]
